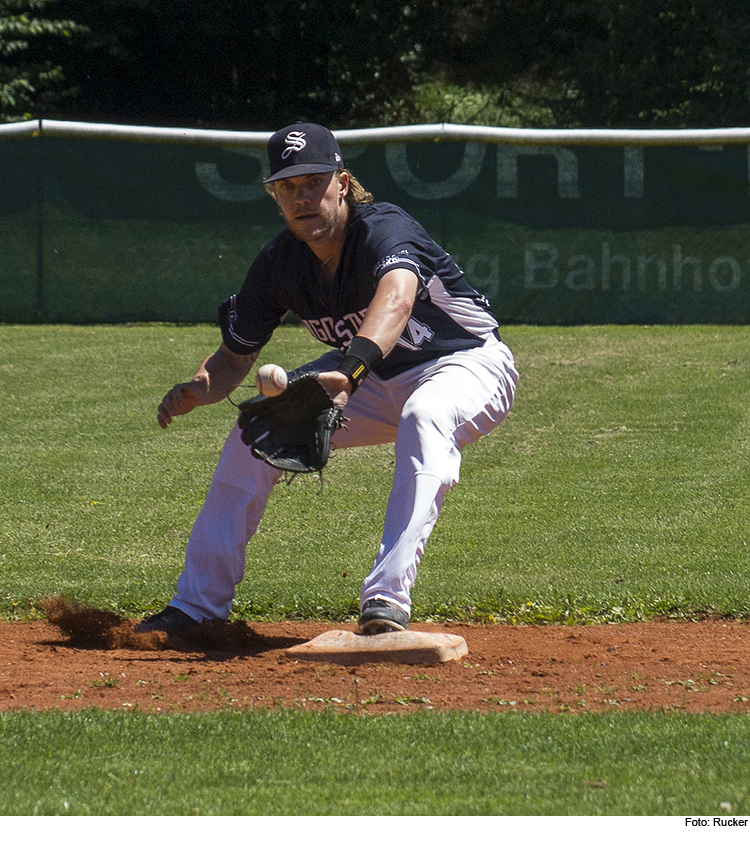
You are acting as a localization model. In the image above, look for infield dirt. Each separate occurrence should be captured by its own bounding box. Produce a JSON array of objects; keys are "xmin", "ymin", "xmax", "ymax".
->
[{"xmin": 0, "ymin": 600, "xmax": 748, "ymax": 715}]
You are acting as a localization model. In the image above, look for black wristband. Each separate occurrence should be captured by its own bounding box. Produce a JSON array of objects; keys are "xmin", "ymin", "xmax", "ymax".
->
[{"xmin": 338, "ymin": 336, "xmax": 383, "ymax": 392}]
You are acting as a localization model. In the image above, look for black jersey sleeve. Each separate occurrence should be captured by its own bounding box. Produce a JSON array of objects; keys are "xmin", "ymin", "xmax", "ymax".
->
[{"xmin": 218, "ymin": 248, "xmax": 287, "ymax": 355}]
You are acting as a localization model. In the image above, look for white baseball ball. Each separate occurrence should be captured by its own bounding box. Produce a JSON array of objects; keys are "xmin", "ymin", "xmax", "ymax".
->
[{"xmin": 256, "ymin": 363, "xmax": 288, "ymax": 396}]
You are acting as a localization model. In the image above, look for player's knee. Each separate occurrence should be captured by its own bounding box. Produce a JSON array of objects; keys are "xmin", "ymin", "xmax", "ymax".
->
[
  {"xmin": 397, "ymin": 406, "xmax": 461, "ymax": 484},
  {"xmin": 400, "ymin": 393, "xmax": 457, "ymax": 441}
]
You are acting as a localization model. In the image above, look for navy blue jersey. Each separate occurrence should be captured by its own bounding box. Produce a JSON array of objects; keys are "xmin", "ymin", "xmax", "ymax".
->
[{"xmin": 219, "ymin": 202, "xmax": 499, "ymax": 378}]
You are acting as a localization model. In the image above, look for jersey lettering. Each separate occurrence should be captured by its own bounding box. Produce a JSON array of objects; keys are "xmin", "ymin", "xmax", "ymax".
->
[
  {"xmin": 396, "ymin": 316, "xmax": 435, "ymax": 351},
  {"xmin": 303, "ymin": 318, "xmax": 335, "ymax": 344},
  {"xmin": 335, "ymin": 311, "xmax": 365, "ymax": 344},
  {"xmin": 302, "ymin": 309, "xmax": 367, "ymax": 347},
  {"xmin": 405, "ymin": 317, "xmax": 435, "ymax": 347}
]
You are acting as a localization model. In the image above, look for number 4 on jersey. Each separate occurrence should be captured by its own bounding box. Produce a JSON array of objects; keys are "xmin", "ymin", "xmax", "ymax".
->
[{"xmin": 398, "ymin": 316, "xmax": 435, "ymax": 351}]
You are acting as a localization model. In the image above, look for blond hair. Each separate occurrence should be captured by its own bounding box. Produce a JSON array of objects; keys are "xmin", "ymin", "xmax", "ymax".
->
[{"xmin": 344, "ymin": 171, "xmax": 374, "ymax": 204}]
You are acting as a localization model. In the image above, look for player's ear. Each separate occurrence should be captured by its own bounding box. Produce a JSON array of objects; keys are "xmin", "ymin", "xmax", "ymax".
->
[
  {"xmin": 337, "ymin": 170, "xmax": 350, "ymax": 199},
  {"xmin": 264, "ymin": 182, "xmax": 278, "ymax": 203}
]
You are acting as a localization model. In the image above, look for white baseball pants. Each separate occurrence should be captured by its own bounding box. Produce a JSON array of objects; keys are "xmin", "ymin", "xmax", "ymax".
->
[{"xmin": 169, "ymin": 336, "xmax": 518, "ymax": 622}]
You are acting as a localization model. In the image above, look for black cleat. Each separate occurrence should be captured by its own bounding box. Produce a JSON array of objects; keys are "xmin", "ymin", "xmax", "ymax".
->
[
  {"xmin": 358, "ymin": 598, "xmax": 409, "ymax": 635},
  {"xmin": 134, "ymin": 606, "xmax": 200, "ymax": 635}
]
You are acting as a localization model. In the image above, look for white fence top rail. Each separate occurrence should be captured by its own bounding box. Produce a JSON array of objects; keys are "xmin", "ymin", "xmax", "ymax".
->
[
  {"xmin": 0, "ymin": 120, "xmax": 40, "ymax": 139},
  {"xmin": 3, "ymin": 119, "xmax": 750, "ymax": 146}
]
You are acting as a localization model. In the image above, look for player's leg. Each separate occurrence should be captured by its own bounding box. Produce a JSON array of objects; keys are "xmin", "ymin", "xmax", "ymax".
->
[
  {"xmin": 170, "ymin": 426, "xmax": 284, "ymax": 621},
  {"xmin": 359, "ymin": 339, "xmax": 518, "ymax": 625},
  {"xmin": 136, "ymin": 424, "xmax": 283, "ymax": 632}
]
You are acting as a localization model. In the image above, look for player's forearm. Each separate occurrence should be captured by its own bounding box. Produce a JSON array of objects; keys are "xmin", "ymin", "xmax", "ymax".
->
[
  {"xmin": 357, "ymin": 304, "xmax": 411, "ymax": 357},
  {"xmin": 193, "ymin": 346, "xmax": 257, "ymax": 404},
  {"xmin": 357, "ymin": 268, "xmax": 417, "ymax": 356},
  {"xmin": 335, "ymin": 268, "xmax": 417, "ymax": 394}
]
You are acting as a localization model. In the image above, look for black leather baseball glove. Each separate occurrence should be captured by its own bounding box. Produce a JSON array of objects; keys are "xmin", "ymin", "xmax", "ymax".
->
[{"xmin": 236, "ymin": 372, "xmax": 345, "ymax": 474}]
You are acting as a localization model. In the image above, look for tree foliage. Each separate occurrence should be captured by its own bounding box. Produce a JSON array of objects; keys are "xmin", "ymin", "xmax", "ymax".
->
[
  {"xmin": 3, "ymin": 0, "xmax": 750, "ymax": 128},
  {"xmin": 532, "ymin": 0, "xmax": 750, "ymax": 127},
  {"xmin": 0, "ymin": 0, "xmax": 86, "ymax": 121},
  {"xmin": 402, "ymin": 0, "xmax": 750, "ymax": 128}
]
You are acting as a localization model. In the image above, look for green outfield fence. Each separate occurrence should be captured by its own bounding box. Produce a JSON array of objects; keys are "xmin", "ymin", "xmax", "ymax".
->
[{"xmin": 3, "ymin": 120, "xmax": 750, "ymax": 324}]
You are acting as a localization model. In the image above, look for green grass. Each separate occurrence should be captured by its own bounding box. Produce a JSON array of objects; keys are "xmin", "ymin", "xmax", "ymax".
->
[
  {"xmin": 1, "ymin": 709, "xmax": 748, "ymax": 815},
  {"xmin": 1, "ymin": 323, "xmax": 750, "ymax": 623},
  {"xmin": 3, "ymin": 323, "xmax": 750, "ymax": 817}
]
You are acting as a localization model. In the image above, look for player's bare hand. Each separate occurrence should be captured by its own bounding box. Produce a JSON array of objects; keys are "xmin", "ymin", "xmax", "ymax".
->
[
  {"xmin": 317, "ymin": 370, "xmax": 351, "ymax": 409},
  {"xmin": 157, "ymin": 382, "xmax": 207, "ymax": 429}
]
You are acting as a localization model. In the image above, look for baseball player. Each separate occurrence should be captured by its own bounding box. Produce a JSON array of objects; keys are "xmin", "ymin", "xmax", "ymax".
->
[{"xmin": 136, "ymin": 122, "xmax": 519, "ymax": 636}]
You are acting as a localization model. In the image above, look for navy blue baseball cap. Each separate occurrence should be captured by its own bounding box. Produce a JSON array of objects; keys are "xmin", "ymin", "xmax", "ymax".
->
[{"xmin": 264, "ymin": 123, "xmax": 344, "ymax": 183}]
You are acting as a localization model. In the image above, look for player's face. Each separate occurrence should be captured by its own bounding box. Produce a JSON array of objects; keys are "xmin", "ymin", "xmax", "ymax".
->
[{"xmin": 272, "ymin": 171, "xmax": 349, "ymax": 245}]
